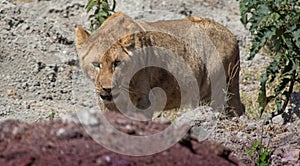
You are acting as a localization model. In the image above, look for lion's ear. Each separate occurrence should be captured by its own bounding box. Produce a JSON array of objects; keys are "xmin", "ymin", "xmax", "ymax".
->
[{"xmin": 75, "ymin": 25, "xmax": 90, "ymax": 53}]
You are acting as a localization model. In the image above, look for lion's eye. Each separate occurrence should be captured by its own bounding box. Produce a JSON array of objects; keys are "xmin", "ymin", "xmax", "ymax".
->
[
  {"xmin": 92, "ymin": 62, "xmax": 101, "ymax": 69},
  {"xmin": 113, "ymin": 60, "xmax": 121, "ymax": 68}
]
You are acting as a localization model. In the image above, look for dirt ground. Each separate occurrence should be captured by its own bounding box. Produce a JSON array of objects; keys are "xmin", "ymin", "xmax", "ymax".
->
[
  {"xmin": 0, "ymin": 111, "xmax": 244, "ymax": 166},
  {"xmin": 0, "ymin": 0, "xmax": 299, "ymax": 165}
]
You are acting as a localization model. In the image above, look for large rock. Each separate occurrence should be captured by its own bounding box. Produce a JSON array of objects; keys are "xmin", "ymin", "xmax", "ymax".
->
[{"xmin": 0, "ymin": 111, "xmax": 244, "ymax": 166}]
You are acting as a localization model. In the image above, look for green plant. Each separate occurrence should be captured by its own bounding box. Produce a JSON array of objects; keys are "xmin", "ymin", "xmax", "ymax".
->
[
  {"xmin": 248, "ymin": 140, "xmax": 272, "ymax": 166},
  {"xmin": 86, "ymin": 0, "xmax": 116, "ymax": 33},
  {"xmin": 239, "ymin": 0, "xmax": 300, "ymax": 116},
  {"xmin": 47, "ymin": 111, "xmax": 56, "ymax": 120}
]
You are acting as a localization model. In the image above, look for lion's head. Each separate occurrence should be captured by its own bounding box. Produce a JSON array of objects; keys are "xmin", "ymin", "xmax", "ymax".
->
[{"xmin": 92, "ymin": 38, "xmax": 133, "ymax": 105}]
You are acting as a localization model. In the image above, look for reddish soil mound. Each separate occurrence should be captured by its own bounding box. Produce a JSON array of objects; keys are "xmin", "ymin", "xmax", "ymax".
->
[{"xmin": 0, "ymin": 112, "xmax": 243, "ymax": 166}]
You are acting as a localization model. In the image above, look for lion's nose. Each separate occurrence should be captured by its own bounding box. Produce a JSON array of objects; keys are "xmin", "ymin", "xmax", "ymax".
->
[{"xmin": 102, "ymin": 87, "xmax": 111, "ymax": 93}]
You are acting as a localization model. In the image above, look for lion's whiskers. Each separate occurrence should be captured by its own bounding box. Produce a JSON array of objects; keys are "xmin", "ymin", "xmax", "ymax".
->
[{"xmin": 119, "ymin": 84, "xmax": 149, "ymax": 96}]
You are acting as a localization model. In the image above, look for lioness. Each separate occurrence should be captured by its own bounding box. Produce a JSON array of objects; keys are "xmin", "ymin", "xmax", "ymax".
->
[{"xmin": 75, "ymin": 12, "xmax": 245, "ymax": 117}]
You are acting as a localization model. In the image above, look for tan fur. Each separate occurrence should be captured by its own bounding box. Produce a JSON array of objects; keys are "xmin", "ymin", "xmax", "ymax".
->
[
  {"xmin": 75, "ymin": 25, "xmax": 90, "ymax": 53},
  {"xmin": 75, "ymin": 12, "xmax": 245, "ymax": 117}
]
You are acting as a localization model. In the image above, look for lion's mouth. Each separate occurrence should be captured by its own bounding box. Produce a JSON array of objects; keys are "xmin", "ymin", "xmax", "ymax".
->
[
  {"xmin": 100, "ymin": 94, "xmax": 113, "ymax": 101},
  {"xmin": 99, "ymin": 93, "xmax": 120, "ymax": 102}
]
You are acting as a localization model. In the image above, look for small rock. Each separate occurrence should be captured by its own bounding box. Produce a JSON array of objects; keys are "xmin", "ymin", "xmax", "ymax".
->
[
  {"xmin": 123, "ymin": 124, "xmax": 135, "ymax": 135},
  {"xmin": 7, "ymin": 89, "xmax": 16, "ymax": 96},
  {"xmin": 245, "ymin": 123, "xmax": 256, "ymax": 131},
  {"xmin": 22, "ymin": 82, "xmax": 28, "ymax": 89},
  {"xmin": 20, "ymin": 23, "xmax": 30, "ymax": 31},
  {"xmin": 56, "ymin": 128, "xmax": 66, "ymax": 136},
  {"xmin": 272, "ymin": 115, "xmax": 284, "ymax": 125},
  {"xmin": 190, "ymin": 126, "xmax": 209, "ymax": 141},
  {"xmin": 115, "ymin": 118, "xmax": 128, "ymax": 125},
  {"xmin": 0, "ymin": 111, "xmax": 8, "ymax": 116},
  {"xmin": 231, "ymin": 117, "xmax": 239, "ymax": 122},
  {"xmin": 104, "ymin": 156, "xmax": 111, "ymax": 163},
  {"xmin": 20, "ymin": 101, "xmax": 30, "ymax": 109},
  {"xmin": 281, "ymin": 148, "xmax": 300, "ymax": 164},
  {"xmin": 61, "ymin": 113, "xmax": 79, "ymax": 124},
  {"xmin": 43, "ymin": 94, "xmax": 53, "ymax": 100},
  {"xmin": 77, "ymin": 109, "xmax": 99, "ymax": 126},
  {"xmin": 28, "ymin": 86, "xmax": 35, "ymax": 92},
  {"xmin": 236, "ymin": 131, "xmax": 246, "ymax": 140},
  {"xmin": 70, "ymin": 99, "xmax": 76, "ymax": 105},
  {"xmin": 153, "ymin": 117, "xmax": 171, "ymax": 124},
  {"xmin": 50, "ymin": 82, "xmax": 55, "ymax": 87},
  {"xmin": 33, "ymin": 64, "xmax": 40, "ymax": 73},
  {"xmin": 33, "ymin": 81, "xmax": 40, "ymax": 86},
  {"xmin": 58, "ymin": 66, "xmax": 64, "ymax": 72},
  {"xmin": 81, "ymin": 101, "xmax": 93, "ymax": 108},
  {"xmin": 95, "ymin": 157, "xmax": 103, "ymax": 165}
]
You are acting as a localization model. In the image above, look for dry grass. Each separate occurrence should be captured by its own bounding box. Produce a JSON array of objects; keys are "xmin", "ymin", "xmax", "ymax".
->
[
  {"xmin": 239, "ymin": 65, "xmax": 263, "ymax": 118},
  {"xmin": 153, "ymin": 108, "xmax": 188, "ymax": 121},
  {"xmin": 240, "ymin": 91, "xmax": 261, "ymax": 118}
]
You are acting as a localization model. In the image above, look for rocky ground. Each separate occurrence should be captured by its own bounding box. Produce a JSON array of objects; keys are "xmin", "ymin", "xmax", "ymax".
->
[
  {"xmin": 0, "ymin": 0, "xmax": 299, "ymax": 165},
  {"xmin": 0, "ymin": 111, "xmax": 244, "ymax": 166}
]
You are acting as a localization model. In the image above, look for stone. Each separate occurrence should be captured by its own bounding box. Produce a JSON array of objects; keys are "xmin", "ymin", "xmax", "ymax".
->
[
  {"xmin": 272, "ymin": 115, "xmax": 284, "ymax": 125},
  {"xmin": 6, "ymin": 89, "xmax": 17, "ymax": 96}
]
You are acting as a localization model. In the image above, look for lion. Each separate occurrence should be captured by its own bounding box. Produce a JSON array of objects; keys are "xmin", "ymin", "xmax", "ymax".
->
[{"xmin": 75, "ymin": 12, "xmax": 245, "ymax": 117}]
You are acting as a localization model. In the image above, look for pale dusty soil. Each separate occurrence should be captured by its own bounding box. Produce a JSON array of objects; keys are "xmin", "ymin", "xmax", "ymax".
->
[{"xmin": 0, "ymin": 0, "xmax": 299, "ymax": 165}]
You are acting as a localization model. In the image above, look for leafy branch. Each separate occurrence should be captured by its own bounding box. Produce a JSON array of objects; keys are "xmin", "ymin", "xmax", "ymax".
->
[
  {"xmin": 239, "ymin": 0, "xmax": 300, "ymax": 116},
  {"xmin": 86, "ymin": 0, "xmax": 116, "ymax": 33}
]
